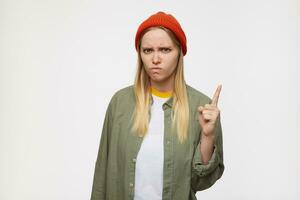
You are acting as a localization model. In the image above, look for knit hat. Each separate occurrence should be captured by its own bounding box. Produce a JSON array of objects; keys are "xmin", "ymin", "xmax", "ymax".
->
[{"xmin": 135, "ymin": 11, "xmax": 187, "ymax": 56}]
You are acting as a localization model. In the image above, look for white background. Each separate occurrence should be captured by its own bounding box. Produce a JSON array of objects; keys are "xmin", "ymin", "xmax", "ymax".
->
[{"xmin": 1, "ymin": 0, "xmax": 299, "ymax": 199}]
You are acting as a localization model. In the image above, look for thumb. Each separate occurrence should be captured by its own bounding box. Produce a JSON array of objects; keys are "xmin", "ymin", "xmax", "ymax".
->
[
  {"xmin": 198, "ymin": 106, "xmax": 205, "ymax": 126},
  {"xmin": 198, "ymin": 106, "xmax": 204, "ymax": 113}
]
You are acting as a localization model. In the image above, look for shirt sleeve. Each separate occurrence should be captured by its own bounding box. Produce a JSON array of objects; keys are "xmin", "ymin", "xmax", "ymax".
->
[
  {"xmin": 90, "ymin": 100, "xmax": 113, "ymax": 200},
  {"xmin": 191, "ymin": 115, "xmax": 225, "ymax": 192}
]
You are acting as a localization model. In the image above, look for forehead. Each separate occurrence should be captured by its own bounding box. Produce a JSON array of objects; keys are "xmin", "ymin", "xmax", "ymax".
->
[{"xmin": 141, "ymin": 28, "xmax": 174, "ymax": 47}]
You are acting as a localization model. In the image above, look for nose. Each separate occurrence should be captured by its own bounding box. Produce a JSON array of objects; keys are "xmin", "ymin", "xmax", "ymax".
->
[{"xmin": 152, "ymin": 52, "xmax": 161, "ymax": 65}]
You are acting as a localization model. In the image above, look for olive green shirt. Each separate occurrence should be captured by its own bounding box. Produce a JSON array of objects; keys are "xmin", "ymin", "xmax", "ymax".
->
[{"xmin": 91, "ymin": 84, "xmax": 224, "ymax": 200}]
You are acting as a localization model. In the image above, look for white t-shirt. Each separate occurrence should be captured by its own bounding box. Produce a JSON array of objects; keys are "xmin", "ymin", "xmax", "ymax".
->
[{"xmin": 133, "ymin": 89, "xmax": 172, "ymax": 200}]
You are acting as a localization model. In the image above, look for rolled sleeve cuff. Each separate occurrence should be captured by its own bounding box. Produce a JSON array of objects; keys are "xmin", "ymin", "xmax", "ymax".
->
[{"xmin": 192, "ymin": 144, "xmax": 220, "ymax": 177}]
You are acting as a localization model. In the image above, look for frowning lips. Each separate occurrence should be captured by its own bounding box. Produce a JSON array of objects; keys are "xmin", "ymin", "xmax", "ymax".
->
[{"xmin": 150, "ymin": 67, "xmax": 162, "ymax": 70}]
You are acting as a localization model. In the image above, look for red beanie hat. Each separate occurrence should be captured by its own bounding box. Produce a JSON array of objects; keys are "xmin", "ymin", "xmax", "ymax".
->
[{"xmin": 135, "ymin": 11, "xmax": 187, "ymax": 56}]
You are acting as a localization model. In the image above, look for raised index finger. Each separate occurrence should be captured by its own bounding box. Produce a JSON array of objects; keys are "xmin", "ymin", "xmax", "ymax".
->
[{"xmin": 211, "ymin": 84, "xmax": 222, "ymax": 106}]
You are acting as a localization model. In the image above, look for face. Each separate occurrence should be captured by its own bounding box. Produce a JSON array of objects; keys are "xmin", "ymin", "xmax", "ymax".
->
[{"xmin": 140, "ymin": 28, "xmax": 179, "ymax": 88}]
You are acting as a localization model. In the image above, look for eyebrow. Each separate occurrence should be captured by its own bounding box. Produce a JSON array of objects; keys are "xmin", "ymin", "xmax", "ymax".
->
[{"xmin": 141, "ymin": 46, "xmax": 172, "ymax": 49}]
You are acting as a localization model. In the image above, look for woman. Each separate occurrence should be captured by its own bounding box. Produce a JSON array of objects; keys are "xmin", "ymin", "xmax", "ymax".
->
[{"xmin": 91, "ymin": 11, "xmax": 224, "ymax": 200}]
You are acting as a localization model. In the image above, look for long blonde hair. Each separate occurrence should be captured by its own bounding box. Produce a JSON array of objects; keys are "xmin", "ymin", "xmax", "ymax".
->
[{"xmin": 131, "ymin": 26, "xmax": 189, "ymax": 143}]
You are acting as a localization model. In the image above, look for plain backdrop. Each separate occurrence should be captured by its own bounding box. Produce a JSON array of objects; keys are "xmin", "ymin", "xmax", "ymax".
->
[{"xmin": 1, "ymin": 0, "xmax": 299, "ymax": 199}]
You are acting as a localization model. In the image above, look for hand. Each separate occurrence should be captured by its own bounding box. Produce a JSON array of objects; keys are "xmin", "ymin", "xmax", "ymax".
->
[{"xmin": 198, "ymin": 85, "xmax": 222, "ymax": 137}]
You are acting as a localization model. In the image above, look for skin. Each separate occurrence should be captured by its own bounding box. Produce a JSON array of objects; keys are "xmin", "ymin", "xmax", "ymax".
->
[
  {"xmin": 198, "ymin": 85, "xmax": 222, "ymax": 164},
  {"xmin": 140, "ymin": 28, "xmax": 179, "ymax": 92},
  {"xmin": 140, "ymin": 27, "xmax": 222, "ymax": 165}
]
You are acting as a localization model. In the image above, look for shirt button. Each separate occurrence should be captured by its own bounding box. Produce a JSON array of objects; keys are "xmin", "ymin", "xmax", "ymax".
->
[
  {"xmin": 129, "ymin": 183, "xmax": 134, "ymax": 187},
  {"xmin": 132, "ymin": 158, "xmax": 136, "ymax": 163},
  {"xmin": 167, "ymin": 141, "xmax": 170, "ymax": 144}
]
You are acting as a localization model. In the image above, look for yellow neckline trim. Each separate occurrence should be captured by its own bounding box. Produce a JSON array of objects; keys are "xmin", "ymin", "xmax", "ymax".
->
[{"xmin": 150, "ymin": 86, "xmax": 173, "ymax": 98}]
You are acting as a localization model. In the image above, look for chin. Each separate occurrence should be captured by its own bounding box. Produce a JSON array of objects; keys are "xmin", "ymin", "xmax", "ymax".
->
[{"xmin": 150, "ymin": 76, "xmax": 166, "ymax": 83}]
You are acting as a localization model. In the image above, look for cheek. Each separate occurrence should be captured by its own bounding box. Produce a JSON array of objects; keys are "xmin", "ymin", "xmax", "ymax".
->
[
  {"xmin": 166, "ymin": 56, "xmax": 179, "ymax": 71},
  {"xmin": 141, "ymin": 55, "xmax": 150, "ymax": 68}
]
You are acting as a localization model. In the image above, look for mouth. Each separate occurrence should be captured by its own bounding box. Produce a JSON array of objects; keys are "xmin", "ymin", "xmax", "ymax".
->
[
  {"xmin": 150, "ymin": 67, "xmax": 162, "ymax": 70},
  {"xmin": 150, "ymin": 68, "xmax": 162, "ymax": 75}
]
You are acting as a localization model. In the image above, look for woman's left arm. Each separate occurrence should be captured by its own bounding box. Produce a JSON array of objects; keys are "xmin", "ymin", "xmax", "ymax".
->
[{"xmin": 191, "ymin": 85, "xmax": 225, "ymax": 191}]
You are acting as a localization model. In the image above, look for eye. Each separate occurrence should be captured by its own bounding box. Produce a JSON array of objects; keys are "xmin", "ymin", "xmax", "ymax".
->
[
  {"xmin": 143, "ymin": 48, "xmax": 152, "ymax": 54},
  {"xmin": 161, "ymin": 48, "xmax": 171, "ymax": 53}
]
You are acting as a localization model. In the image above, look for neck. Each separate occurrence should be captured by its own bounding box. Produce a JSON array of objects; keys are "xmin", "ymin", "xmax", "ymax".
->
[{"xmin": 150, "ymin": 84, "xmax": 173, "ymax": 93}]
